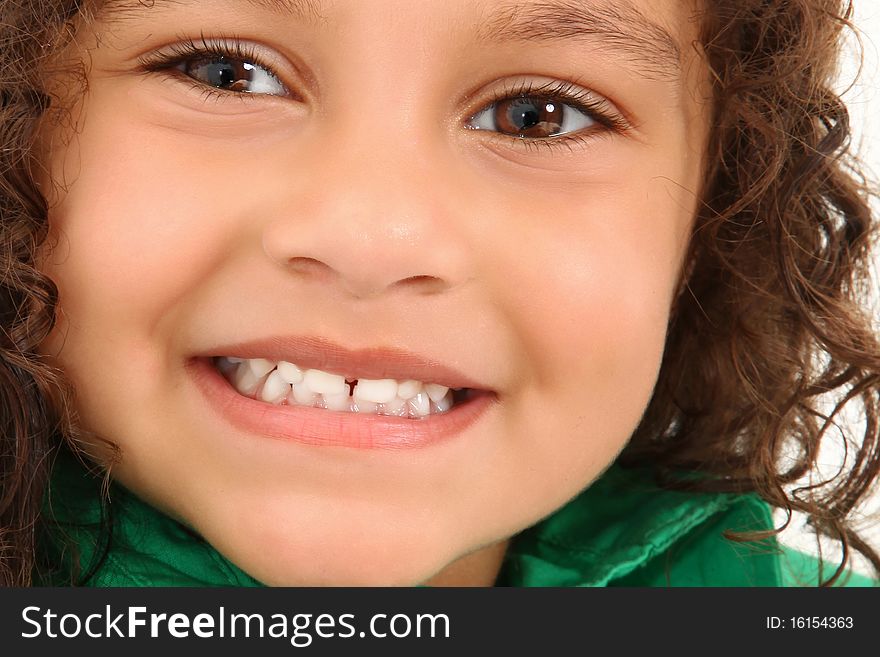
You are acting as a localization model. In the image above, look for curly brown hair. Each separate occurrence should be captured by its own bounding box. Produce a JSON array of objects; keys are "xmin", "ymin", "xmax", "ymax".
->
[
  {"xmin": 1, "ymin": 0, "xmax": 878, "ymax": 586},
  {"xmin": 620, "ymin": 0, "xmax": 880, "ymax": 584}
]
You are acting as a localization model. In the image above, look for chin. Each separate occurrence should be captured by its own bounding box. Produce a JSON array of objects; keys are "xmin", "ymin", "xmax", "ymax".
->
[
  {"xmin": 198, "ymin": 512, "xmax": 464, "ymax": 587},
  {"xmin": 236, "ymin": 543, "xmax": 455, "ymax": 587}
]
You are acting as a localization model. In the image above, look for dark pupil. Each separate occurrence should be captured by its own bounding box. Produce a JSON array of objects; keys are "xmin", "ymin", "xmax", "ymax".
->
[
  {"xmin": 189, "ymin": 56, "xmax": 251, "ymax": 91},
  {"xmin": 498, "ymin": 97, "xmax": 564, "ymax": 137}
]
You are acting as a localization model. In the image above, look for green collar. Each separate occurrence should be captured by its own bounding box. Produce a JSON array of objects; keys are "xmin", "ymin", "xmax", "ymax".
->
[
  {"xmin": 496, "ymin": 463, "xmax": 788, "ymax": 586},
  {"xmin": 41, "ymin": 449, "xmax": 261, "ymax": 587},
  {"xmin": 41, "ymin": 447, "xmax": 782, "ymax": 587}
]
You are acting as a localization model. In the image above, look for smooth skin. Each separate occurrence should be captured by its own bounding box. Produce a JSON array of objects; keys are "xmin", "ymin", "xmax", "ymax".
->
[{"xmin": 37, "ymin": 0, "xmax": 710, "ymax": 585}]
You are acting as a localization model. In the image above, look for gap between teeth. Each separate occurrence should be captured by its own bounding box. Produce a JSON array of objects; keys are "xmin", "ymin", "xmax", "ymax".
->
[{"xmin": 216, "ymin": 357, "xmax": 460, "ymax": 418}]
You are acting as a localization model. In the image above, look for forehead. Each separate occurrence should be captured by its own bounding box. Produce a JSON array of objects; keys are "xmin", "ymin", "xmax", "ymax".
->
[{"xmin": 94, "ymin": 0, "xmax": 699, "ymax": 84}]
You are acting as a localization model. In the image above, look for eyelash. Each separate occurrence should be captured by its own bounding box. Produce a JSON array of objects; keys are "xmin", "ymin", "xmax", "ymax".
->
[
  {"xmin": 138, "ymin": 35, "xmax": 284, "ymax": 103},
  {"xmin": 138, "ymin": 36, "xmax": 631, "ymax": 154},
  {"xmin": 471, "ymin": 79, "xmax": 631, "ymax": 154}
]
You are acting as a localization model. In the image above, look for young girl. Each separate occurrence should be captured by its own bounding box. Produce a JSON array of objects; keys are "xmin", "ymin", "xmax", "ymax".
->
[{"xmin": 0, "ymin": 0, "xmax": 877, "ymax": 587}]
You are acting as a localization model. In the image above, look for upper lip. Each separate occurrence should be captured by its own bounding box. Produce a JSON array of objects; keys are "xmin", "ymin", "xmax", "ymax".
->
[{"xmin": 197, "ymin": 335, "xmax": 492, "ymax": 391}]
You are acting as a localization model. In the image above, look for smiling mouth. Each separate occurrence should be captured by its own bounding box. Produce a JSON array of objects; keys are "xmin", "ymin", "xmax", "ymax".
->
[{"xmin": 215, "ymin": 356, "xmax": 476, "ymax": 419}]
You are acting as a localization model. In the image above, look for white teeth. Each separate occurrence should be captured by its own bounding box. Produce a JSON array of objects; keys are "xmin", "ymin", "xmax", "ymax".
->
[
  {"xmin": 248, "ymin": 358, "xmax": 276, "ymax": 378},
  {"xmin": 290, "ymin": 383, "xmax": 317, "ymax": 406},
  {"xmin": 432, "ymin": 390, "xmax": 453, "ymax": 413},
  {"xmin": 397, "ymin": 380, "xmax": 422, "ymax": 400},
  {"xmin": 233, "ymin": 365, "xmax": 264, "ymax": 396},
  {"xmin": 276, "ymin": 361, "xmax": 304, "ymax": 384},
  {"xmin": 303, "ymin": 369, "xmax": 347, "ymax": 395},
  {"xmin": 380, "ymin": 396, "xmax": 408, "ymax": 417},
  {"xmin": 353, "ymin": 399, "xmax": 378, "ymax": 413},
  {"xmin": 221, "ymin": 357, "xmax": 470, "ymax": 418},
  {"xmin": 323, "ymin": 391, "xmax": 353, "ymax": 412},
  {"xmin": 259, "ymin": 370, "xmax": 291, "ymax": 404},
  {"xmin": 424, "ymin": 383, "xmax": 450, "ymax": 402},
  {"xmin": 352, "ymin": 378, "xmax": 398, "ymax": 404},
  {"xmin": 408, "ymin": 392, "xmax": 431, "ymax": 417}
]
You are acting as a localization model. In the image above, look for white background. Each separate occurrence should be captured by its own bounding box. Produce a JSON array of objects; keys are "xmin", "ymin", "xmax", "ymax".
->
[{"xmin": 775, "ymin": 2, "xmax": 880, "ymax": 577}]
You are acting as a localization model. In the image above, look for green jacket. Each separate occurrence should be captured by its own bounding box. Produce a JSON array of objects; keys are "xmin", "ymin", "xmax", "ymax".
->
[{"xmin": 40, "ymin": 449, "xmax": 876, "ymax": 587}]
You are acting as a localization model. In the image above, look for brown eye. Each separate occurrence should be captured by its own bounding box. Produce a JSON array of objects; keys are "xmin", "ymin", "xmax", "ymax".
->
[
  {"xmin": 468, "ymin": 95, "xmax": 595, "ymax": 138},
  {"xmin": 175, "ymin": 55, "xmax": 287, "ymax": 95},
  {"xmin": 496, "ymin": 97, "xmax": 562, "ymax": 137}
]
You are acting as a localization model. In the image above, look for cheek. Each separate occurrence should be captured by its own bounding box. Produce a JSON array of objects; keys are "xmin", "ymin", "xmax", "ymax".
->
[
  {"xmin": 36, "ymin": 109, "xmax": 240, "ymax": 417},
  {"xmin": 458, "ymin": 178, "xmax": 692, "ymax": 519},
  {"xmin": 44, "ymin": 106, "xmax": 239, "ymax": 318},
  {"xmin": 493, "ymin": 185, "xmax": 685, "ymax": 397},
  {"xmin": 43, "ymin": 128, "xmax": 222, "ymax": 313}
]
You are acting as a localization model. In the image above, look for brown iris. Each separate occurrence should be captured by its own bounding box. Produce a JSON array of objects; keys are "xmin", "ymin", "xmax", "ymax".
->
[
  {"xmin": 186, "ymin": 56, "xmax": 256, "ymax": 92},
  {"xmin": 494, "ymin": 97, "xmax": 565, "ymax": 138}
]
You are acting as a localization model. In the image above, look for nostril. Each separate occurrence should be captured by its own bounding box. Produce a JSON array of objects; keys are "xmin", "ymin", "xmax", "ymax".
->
[
  {"xmin": 393, "ymin": 275, "xmax": 447, "ymax": 295},
  {"xmin": 286, "ymin": 257, "xmax": 335, "ymax": 281},
  {"xmin": 284, "ymin": 258, "xmax": 435, "ymax": 299}
]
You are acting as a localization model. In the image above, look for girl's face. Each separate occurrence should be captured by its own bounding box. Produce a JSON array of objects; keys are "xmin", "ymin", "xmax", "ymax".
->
[{"xmin": 38, "ymin": 0, "xmax": 709, "ymax": 585}]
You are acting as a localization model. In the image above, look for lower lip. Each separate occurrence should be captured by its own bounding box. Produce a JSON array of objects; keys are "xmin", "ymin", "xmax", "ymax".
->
[{"xmin": 187, "ymin": 357, "xmax": 497, "ymax": 449}]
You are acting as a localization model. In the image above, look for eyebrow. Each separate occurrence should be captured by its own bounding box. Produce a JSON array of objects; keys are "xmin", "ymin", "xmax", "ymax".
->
[
  {"xmin": 97, "ymin": 0, "xmax": 682, "ymax": 81},
  {"xmin": 476, "ymin": 1, "xmax": 682, "ymax": 82},
  {"xmin": 98, "ymin": 0, "xmax": 326, "ymax": 24}
]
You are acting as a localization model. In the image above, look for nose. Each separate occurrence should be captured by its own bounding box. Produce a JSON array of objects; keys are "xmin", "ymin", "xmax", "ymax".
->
[{"xmin": 261, "ymin": 131, "xmax": 473, "ymax": 301}]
